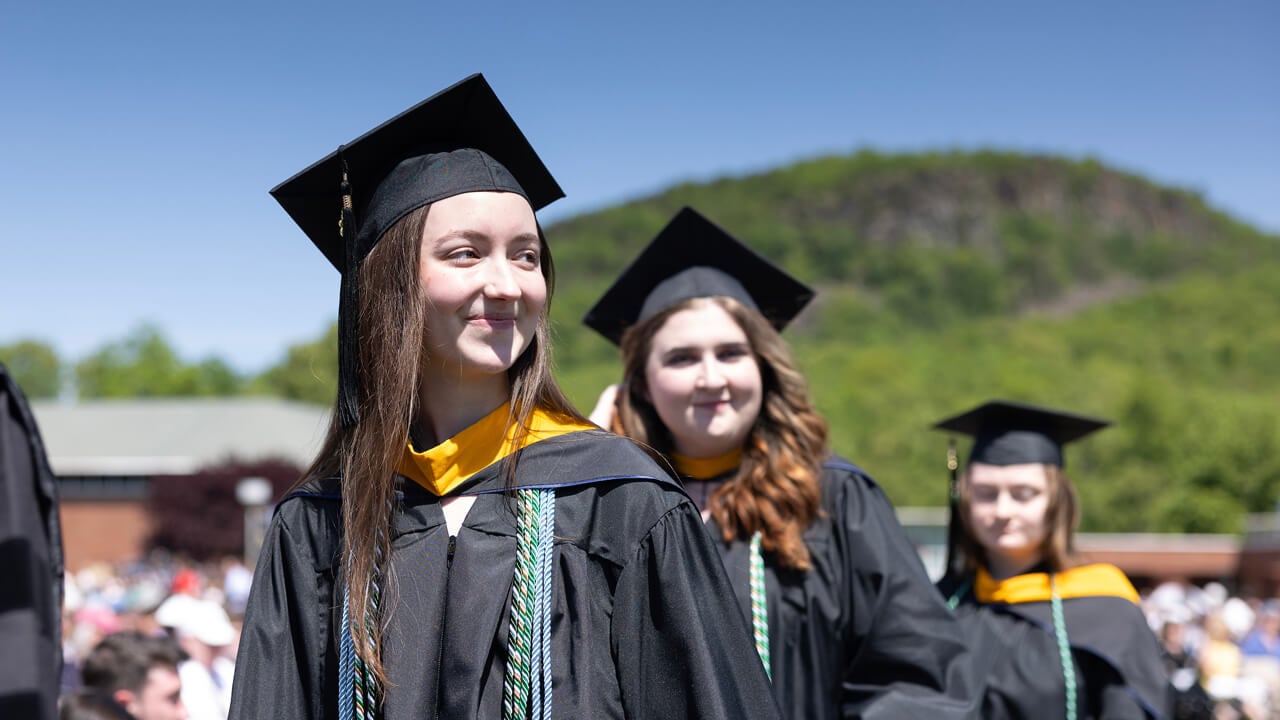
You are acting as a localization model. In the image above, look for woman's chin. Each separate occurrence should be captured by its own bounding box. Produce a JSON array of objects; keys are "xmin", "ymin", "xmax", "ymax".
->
[
  {"xmin": 987, "ymin": 538, "xmax": 1037, "ymax": 557},
  {"xmin": 675, "ymin": 433, "xmax": 743, "ymax": 459}
]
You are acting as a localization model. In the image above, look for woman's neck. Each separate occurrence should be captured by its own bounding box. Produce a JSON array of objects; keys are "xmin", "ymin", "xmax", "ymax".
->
[
  {"xmin": 984, "ymin": 549, "xmax": 1045, "ymax": 581},
  {"xmin": 414, "ymin": 370, "xmax": 512, "ymax": 447}
]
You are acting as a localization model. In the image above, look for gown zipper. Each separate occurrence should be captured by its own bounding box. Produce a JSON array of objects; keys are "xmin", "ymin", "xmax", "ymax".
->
[{"xmin": 434, "ymin": 534, "xmax": 457, "ymax": 720}]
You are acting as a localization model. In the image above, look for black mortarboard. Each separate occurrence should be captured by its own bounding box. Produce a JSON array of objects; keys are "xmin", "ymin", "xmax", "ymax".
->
[
  {"xmin": 933, "ymin": 399, "xmax": 1110, "ymax": 468},
  {"xmin": 582, "ymin": 207, "xmax": 814, "ymax": 345},
  {"xmin": 270, "ymin": 74, "xmax": 563, "ymax": 427}
]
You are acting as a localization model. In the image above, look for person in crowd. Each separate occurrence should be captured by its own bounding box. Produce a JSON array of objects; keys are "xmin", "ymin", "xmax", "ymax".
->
[
  {"xmin": 218, "ymin": 557, "xmax": 252, "ymax": 617},
  {"xmin": 163, "ymin": 599, "xmax": 235, "ymax": 720},
  {"xmin": 934, "ymin": 399, "xmax": 1172, "ymax": 719},
  {"xmin": 1158, "ymin": 612, "xmax": 1214, "ymax": 720},
  {"xmin": 229, "ymin": 75, "xmax": 779, "ymax": 719},
  {"xmin": 583, "ymin": 207, "xmax": 976, "ymax": 719},
  {"xmin": 80, "ymin": 632, "xmax": 187, "ymax": 720},
  {"xmin": 1239, "ymin": 601, "xmax": 1280, "ymax": 660}
]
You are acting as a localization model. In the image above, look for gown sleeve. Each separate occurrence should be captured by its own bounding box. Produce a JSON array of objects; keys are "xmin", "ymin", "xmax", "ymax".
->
[
  {"xmin": 1080, "ymin": 619, "xmax": 1173, "ymax": 720},
  {"xmin": 612, "ymin": 501, "xmax": 782, "ymax": 720},
  {"xmin": 1095, "ymin": 673, "xmax": 1154, "ymax": 719},
  {"xmin": 833, "ymin": 469, "xmax": 978, "ymax": 719},
  {"xmin": 228, "ymin": 501, "xmax": 336, "ymax": 720}
]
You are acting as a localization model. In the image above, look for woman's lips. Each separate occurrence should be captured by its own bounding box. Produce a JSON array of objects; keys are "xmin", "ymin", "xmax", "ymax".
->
[{"xmin": 469, "ymin": 314, "xmax": 516, "ymax": 329}]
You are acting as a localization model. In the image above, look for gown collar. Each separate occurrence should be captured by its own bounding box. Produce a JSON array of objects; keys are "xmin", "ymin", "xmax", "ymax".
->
[
  {"xmin": 398, "ymin": 402, "xmax": 594, "ymax": 496},
  {"xmin": 974, "ymin": 562, "xmax": 1140, "ymax": 605},
  {"xmin": 672, "ymin": 449, "xmax": 742, "ymax": 480}
]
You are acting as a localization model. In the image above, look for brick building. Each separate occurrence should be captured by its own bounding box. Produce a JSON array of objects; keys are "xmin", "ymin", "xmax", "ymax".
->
[{"xmin": 33, "ymin": 397, "xmax": 328, "ymax": 571}]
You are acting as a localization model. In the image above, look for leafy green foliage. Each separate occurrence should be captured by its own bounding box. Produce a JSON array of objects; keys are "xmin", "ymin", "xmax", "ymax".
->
[
  {"xmin": 246, "ymin": 322, "xmax": 338, "ymax": 406},
  {"xmin": 75, "ymin": 325, "xmax": 242, "ymax": 397},
  {"xmin": 0, "ymin": 340, "xmax": 62, "ymax": 398}
]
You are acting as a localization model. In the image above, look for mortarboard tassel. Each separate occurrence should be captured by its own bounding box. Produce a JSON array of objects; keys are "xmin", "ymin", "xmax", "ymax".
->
[
  {"xmin": 943, "ymin": 438, "xmax": 965, "ymax": 583},
  {"xmin": 337, "ymin": 147, "xmax": 361, "ymax": 428}
]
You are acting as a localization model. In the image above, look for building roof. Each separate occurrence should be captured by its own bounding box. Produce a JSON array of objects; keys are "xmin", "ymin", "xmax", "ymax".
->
[
  {"xmin": 1075, "ymin": 533, "xmax": 1241, "ymax": 580},
  {"xmin": 31, "ymin": 397, "xmax": 330, "ymax": 476}
]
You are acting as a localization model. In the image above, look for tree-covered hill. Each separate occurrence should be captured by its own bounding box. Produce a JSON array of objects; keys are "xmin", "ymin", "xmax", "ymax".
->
[
  {"xmin": 545, "ymin": 150, "xmax": 1279, "ymax": 366},
  {"xmin": 5, "ymin": 150, "xmax": 1276, "ymax": 533}
]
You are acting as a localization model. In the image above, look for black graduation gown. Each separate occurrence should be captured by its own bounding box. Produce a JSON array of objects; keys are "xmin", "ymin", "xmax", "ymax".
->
[
  {"xmin": 938, "ymin": 569, "xmax": 1173, "ymax": 720},
  {"xmin": 703, "ymin": 458, "xmax": 976, "ymax": 720},
  {"xmin": 0, "ymin": 363, "xmax": 63, "ymax": 720},
  {"xmin": 228, "ymin": 429, "xmax": 781, "ymax": 720}
]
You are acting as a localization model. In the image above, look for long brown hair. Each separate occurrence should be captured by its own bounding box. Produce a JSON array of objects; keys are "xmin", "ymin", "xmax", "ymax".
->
[
  {"xmin": 614, "ymin": 296, "xmax": 826, "ymax": 571},
  {"xmin": 299, "ymin": 200, "xmax": 585, "ymax": 687},
  {"xmin": 955, "ymin": 463, "xmax": 1079, "ymax": 574}
]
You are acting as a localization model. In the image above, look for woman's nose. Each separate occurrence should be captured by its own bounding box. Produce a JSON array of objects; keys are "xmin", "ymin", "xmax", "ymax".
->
[
  {"xmin": 993, "ymin": 491, "xmax": 1016, "ymax": 517},
  {"xmin": 694, "ymin": 356, "xmax": 726, "ymax": 389},
  {"xmin": 483, "ymin": 260, "xmax": 520, "ymax": 300}
]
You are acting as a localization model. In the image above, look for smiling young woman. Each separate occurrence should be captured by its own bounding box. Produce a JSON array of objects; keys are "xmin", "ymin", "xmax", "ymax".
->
[
  {"xmin": 228, "ymin": 77, "xmax": 778, "ymax": 720},
  {"xmin": 584, "ymin": 207, "xmax": 978, "ymax": 720}
]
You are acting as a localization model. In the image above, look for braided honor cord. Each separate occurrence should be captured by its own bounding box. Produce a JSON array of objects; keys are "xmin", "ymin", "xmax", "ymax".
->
[
  {"xmin": 504, "ymin": 488, "xmax": 557, "ymax": 720},
  {"xmin": 339, "ymin": 538, "xmax": 385, "ymax": 720},
  {"xmin": 1050, "ymin": 575, "xmax": 1078, "ymax": 720},
  {"xmin": 339, "ymin": 589, "xmax": 354, "ymax": 720},
  {"xmin": 749, "ymin": 531, "xmax": 772, "ymax": 680}
]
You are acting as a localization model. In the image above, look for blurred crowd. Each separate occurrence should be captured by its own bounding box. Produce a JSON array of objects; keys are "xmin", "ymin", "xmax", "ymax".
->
[
  {"xmin": 60, "ymin": 552, "xmax": 251, "ymax": 720},
  {"xmin": 1144, "ymin": 581, "xmax": 1280, "ymax": 720}
]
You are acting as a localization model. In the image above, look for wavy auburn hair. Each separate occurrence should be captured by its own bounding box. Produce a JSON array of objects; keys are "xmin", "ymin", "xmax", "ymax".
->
[
  {"xmin": 955, "ymin": 463, "xmax": 1079, "ymax": 575},
  {"xmin": 613, "ymin": 296, "xmax": 827, "ymax": 571},
  {"xmin": 298, "ymin": 200, "xmax": 585, "ymax": 688}
]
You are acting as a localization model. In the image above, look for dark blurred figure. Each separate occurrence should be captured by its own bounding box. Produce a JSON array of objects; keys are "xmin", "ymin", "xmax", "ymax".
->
[
  {"xmin": 81, "ymin": 632, "xmax": 187, "ymax": 720},
  {"xmin": 1160, "ymin": 617, "xmax": 1214, "ymax": 720},
  {"xmin": 59, "ymin": 689, "xmax": 135, "ymax": 720},
  {"xmin": 0, "ymin": 362, "xmax": 64, "ymax": 720}
]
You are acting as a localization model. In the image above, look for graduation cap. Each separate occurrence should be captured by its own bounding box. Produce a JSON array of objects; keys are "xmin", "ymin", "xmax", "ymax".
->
[
  {"xmin": 582, "ymin": 207, "xmax": 814, "ymax": 345},
  {"xmin": 270, "ymin": 73, "xmax": 564, "ymax": 427},
  {"xmin": 933, "ymin": 399, "xmax": 1111, "ymax": 468}
]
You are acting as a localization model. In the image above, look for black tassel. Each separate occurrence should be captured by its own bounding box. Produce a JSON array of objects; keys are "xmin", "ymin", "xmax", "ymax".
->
[
  {"xmin": 337, "ymin": 147, "xmax": 361, "ymax": 428},
  {"xmin": 943, "ymin": 438, "xmax": 963, "ymax": 582}
]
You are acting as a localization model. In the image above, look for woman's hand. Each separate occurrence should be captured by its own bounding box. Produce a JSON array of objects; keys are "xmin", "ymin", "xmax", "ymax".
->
[{"xmin": 588, "ymin": 384, "xmax": 620, "ymax": 430}]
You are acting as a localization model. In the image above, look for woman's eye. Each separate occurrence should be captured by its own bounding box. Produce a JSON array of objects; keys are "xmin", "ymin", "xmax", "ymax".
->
[
  {"xmin": 1012, "ymin": 487, "xmax": 1040, "ymax": 502},
  {"xmin": 972, "ymin": 488, "xmax": 999, "ymax": 503},
  {"xmin": 448, "ymin": 248, "xmax": 480, "ymax": 261},
  {"xmin": 663, "ymin": 352, "xmax": 696, "ymax": 366},
  {"xmin": 515, "ymin": 249, "xmax": 540, "ymax": 265},
  {"xmin": 717, "ymin": 347, "xmax": 749, "ymax": 361}
]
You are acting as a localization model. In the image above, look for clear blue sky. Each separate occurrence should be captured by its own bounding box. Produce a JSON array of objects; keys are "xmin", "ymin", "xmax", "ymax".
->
[{"xmin": 2, "ymin": 1, "xmax": 1276, "ymax": 373}]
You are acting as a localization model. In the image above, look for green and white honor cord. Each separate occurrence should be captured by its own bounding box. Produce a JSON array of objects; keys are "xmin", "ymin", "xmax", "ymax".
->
[
  {"xmin": 748, "ymin": 531, "xmax": 772, "ymax": 680},
  {"xmin": 1050, "ymin": 575, "xmax": 1077, "ymax": 720},
  {"xmin": 503, "ymin": 488, "xmax": 557, "ymax": 720},
  {"xmin": 945, "ymin": 578, "xmax": 973, "ymax": 611}
]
